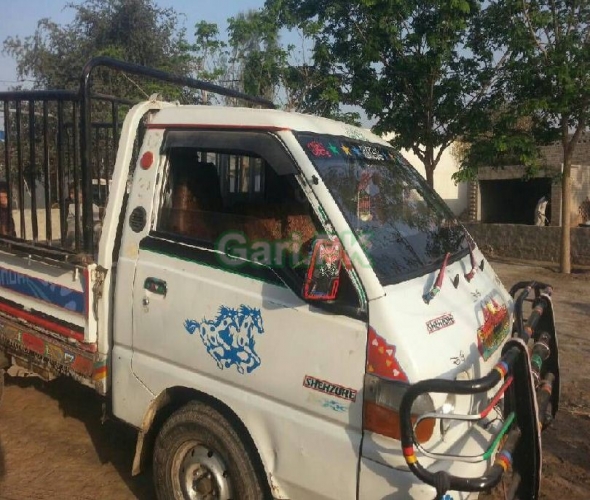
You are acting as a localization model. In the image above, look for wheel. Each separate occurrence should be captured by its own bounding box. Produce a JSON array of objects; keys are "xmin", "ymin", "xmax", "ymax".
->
[{"xmin": 153, "ymin": 401, "xmax": 266, "ymax": 500}]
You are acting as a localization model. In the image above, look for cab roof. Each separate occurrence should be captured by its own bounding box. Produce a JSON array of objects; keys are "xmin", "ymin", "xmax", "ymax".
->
[{"xmin": 149, "ymin": 104, "xmax": 389, "ymax": 146}]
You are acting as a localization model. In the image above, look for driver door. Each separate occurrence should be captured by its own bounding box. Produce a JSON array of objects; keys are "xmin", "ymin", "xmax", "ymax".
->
[{"xmin": 129, "ymin": 130, "xmax": 369, "ymax": 499}]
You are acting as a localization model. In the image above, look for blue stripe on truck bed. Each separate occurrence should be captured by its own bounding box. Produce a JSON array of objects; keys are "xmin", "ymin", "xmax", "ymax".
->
[{"xmin": 0, "ymin": 266, "xmax": 85, "ymax": 314}]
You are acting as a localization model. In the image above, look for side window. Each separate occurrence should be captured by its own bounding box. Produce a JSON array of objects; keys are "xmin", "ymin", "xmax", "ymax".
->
[
  {"xmin": 155, "ymin": 142, "xmax": 362, "ymax": 312},
  {"xmin": 157, "ymin": 148, "xmax": 224, "ymax": 242}
]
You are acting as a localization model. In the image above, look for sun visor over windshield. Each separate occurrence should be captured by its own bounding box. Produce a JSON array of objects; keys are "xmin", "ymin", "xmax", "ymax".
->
[{"xmin": 161, "ymin": 130, "xmax": 297, "ymax": 176}]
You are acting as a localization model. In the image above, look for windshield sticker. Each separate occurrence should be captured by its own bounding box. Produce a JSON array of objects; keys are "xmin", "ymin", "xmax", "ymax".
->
[
  {"xmin": 367, "ymin": 327, "xmax": 409, "ymax": 382},
  {"xmin": 357, "ymin": 192, "xmax": 372, "ymax": 221},
  {"xmin": 356, "ymin": 170, "xmax": 383, "ymax": 221},
  {"xmin": 345, "ymin": 127, "xmax": 368, "ymax": 141},
  {"xmin": 303, "ymin": 375, "xmax": 358, "ymax": 402},
  {"xmin": 426, "ymin": 313, "xmax": 455, "ymax": 334},
  {"xmin": 184, "ymin": 305, "xmax": 264, "ymax": 374},
  {"xmin": 307, "ymin": 141, "xmax": 332, "ymax": 158},
  {"xmin": 477, "ymin": 298, "xmax": 510, "ymax": 361},
  {"xmin": 305, "ymin": 137, "xmax": 395, "ymax": 162}
]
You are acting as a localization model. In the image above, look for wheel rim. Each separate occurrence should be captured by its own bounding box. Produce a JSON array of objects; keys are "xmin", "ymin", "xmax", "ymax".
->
[{"xmin": 173, "ymin": 441, "xmax": 233, "ymax": 500}]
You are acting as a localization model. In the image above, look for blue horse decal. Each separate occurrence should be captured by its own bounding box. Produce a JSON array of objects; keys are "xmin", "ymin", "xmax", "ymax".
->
[{"xmin": 184, "ymin": 305, "xmax": 264, "ymax": 374}]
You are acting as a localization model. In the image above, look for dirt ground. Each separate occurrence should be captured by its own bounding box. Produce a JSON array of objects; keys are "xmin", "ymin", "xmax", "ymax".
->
[{"xmin": 0, "ymin": 259, "xmax": 588, "ymax": 500}]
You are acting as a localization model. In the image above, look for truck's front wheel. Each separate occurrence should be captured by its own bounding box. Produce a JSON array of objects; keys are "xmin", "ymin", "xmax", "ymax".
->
[{"xmin": 153, "ymin": 401, "xmax": 265, "ymax": 500}]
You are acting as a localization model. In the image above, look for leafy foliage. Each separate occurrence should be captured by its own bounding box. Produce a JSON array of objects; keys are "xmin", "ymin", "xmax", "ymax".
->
[
  {"xmin": 453, "ymin": 108, "xmax": 545, "ymax": 181},
  {"xmin": 189, "ymin": 8, "xmax": 360, "ymax": 123},
  {"xmin": 189, "ymin": 11, "xmax": 288, "ymax": 106},
  {"xmin": 267, "ymin": 0, "xmax": 503, "ymax": 186},
  {"xmin": 3, "ymin": 0, "xmax": 192, "ymax": 101},
  {"xmin": 460, "ymin": 0, "xmax": 590, "ymax": 272}
]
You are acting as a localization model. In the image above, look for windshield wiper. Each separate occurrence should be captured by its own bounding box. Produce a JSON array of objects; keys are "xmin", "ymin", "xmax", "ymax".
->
[
  {"xmin": 422, "ymin": 252, "xmax": 450, "ymax": 304},
  {"xmin": 464, "ymin": 240, "xmax": 478, "ymax": 282}
]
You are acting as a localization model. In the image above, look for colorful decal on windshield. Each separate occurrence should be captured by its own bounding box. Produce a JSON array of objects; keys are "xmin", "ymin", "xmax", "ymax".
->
[
  {"xmin": 345, "ymin": 127, "xmax": 368, "ymax": 141},
  {"xmin": 477, "ymin": 298, "xmax": 510, "ymax": 361},
  {"xmin": 426, "ymin": 313, "xmax": 455, "ymax": 334},
  {"xmin": 303, "ymin": 375, "xmax": 357, "ymax": 402},
  {"xmin": 357, "ymin": 192, "xmax": 371, "ymax": 221},
  {"xmin": 307, "ymin": 141, "xmax": 332, "ymax": 158},
  {"xmin": 357, "ymin": 170, "xmax": 381, "ymax": 221},
  {"xmin": 305, "ymin": 136, "xmax": 396, "ymax": 163},
  {"xmin": 367, "ymin": 327, "xmax": 408, "ymax": 382},
  {"xmin": 184, "ymin": 305, "xmax": 264, "ymax": 374}
]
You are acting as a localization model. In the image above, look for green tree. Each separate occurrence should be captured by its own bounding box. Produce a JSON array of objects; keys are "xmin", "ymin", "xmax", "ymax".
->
[
  {"xmin": 3, "ymin": 0, "xmax": 192, "ymax": 100},
  {"xmin": 1, "ymin": 0, "xmax": 194, "ymax": 226},
  {"xmin": 189, "ymin": 12, "xmax": 286, "ymax": 106},
  {"xmin": 190, "ymin": 10, "xmax": 360, "ymax": 123},
  {"xmin": 454, "ymin": 109, "xmax": 545, "ymax": 178},
  {"xmin": 267, "ymin": 0, "xmax": 504, "ymax": 188},
  {"xmin": 192, "ymin": 21, "xmax": 228, "ymax": 84},
  {"xmin": 227, "ymin": 10, "xmax": 286, "ymax": 102},
  {"xmin": 460, "ymin": 0, "xmax": 590, "ymax": 273}
]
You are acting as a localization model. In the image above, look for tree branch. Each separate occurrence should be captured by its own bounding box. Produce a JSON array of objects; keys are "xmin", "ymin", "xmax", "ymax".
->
[
  {"xmin": 549, "ymin": 0, "xmax": 560, "ymax": 44},
  {"xmin": 521, "ymin": 0, "xmax": 548, "ymax": 59},
  {"xmin": 412, "ymin": 145, "xmax": 426, "ymax": 164},
  {"xmin": 433, "ymin": 50, "xmax": 510, "ymax": 137},
  {"xmin": 434, "ymin": 138, "xmax": 453, "ymax": 167},
  {"xmin": 564, "ymin": 0, "xmax": 577, "ymax": 39}
]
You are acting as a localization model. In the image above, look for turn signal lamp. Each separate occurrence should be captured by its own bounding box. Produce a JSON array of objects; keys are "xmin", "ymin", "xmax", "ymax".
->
[{"xmin": 364, "ymin": 373, "xmax": 435, "ymax": 443}]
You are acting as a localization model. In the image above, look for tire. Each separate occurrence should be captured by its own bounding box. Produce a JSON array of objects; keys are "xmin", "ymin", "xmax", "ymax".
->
[{"xmin": 153, "ymin": 401, "xmax": 265, "ymax": 500}]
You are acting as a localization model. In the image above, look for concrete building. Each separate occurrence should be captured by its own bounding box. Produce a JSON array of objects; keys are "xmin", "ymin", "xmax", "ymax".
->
[
  {"xmin": 381, "ymin": 133, "xmax": 469, "ymax": 217},
  {"xmin": 380, "ymin": 131, "xmax": 590, "ymax": 265},
  {"xmin": 470, "ymin": 132, "xmax": 590, "ymax": 227}
]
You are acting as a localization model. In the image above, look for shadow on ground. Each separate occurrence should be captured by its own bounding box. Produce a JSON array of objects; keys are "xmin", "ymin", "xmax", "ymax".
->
[{"xmin": 2, "ymin": 372, "xmax": 155, "ymax": 500}]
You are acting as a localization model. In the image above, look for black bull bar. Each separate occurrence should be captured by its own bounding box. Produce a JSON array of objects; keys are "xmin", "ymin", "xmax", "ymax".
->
[{"xmin": 399, "ymin": 281, "xmax": 559, "ymax": 500}]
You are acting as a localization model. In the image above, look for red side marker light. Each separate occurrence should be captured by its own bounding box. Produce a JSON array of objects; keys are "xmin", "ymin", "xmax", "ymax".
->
[{"xmin": 140, "ymin": 151, "xmax": 154, "ymax": 170}]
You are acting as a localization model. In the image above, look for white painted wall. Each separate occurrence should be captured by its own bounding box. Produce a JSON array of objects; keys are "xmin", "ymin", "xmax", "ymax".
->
[
  {"xmin": 11, "ymin": 208, "xmax": 62, "ymax": 243},
  {"xmin": 380, "ymin": 133, "xmax": 469, "ymax": 217}
]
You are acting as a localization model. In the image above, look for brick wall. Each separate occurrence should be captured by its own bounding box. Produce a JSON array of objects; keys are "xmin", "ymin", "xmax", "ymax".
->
[
  {"xmin": 539, "ymin": 131, "xmax": 590, "ymax": 166},
  {"xmin": 464, "ymin": 223, "xmax": 590, "ymax": 266}
]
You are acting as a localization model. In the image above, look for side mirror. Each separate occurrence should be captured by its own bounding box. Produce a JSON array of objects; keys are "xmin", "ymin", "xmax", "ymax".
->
[{"xmin": 302, "ymin": 238, "xmax": 342, "ymax": 301}]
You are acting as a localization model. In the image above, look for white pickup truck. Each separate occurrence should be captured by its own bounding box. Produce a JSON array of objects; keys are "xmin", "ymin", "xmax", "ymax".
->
[{"xmin": 0, "ymin": 58, "xmax": 560, "ymax": 500}]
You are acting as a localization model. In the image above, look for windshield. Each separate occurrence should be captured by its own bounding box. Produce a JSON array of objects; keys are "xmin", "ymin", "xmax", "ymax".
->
[{"xmin": 295, "ymin": 132, "xmax": 469, "ymax": 285}]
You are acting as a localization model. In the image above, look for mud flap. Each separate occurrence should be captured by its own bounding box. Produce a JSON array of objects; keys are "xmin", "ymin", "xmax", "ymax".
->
[{"xmin": 502, "ymin": 337, "xmax": 541, "ymax": 500}]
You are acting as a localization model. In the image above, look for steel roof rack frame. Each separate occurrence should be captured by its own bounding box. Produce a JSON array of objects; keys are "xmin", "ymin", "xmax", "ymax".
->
[{"xmin": 78, "ymin": 57, "xmax": 276, "ymax": 252}]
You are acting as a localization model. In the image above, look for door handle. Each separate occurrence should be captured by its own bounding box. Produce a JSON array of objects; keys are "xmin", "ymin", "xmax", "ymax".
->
[{"xmin": 144, "ymin": 277, "xmax": 167, "ymax": 297}]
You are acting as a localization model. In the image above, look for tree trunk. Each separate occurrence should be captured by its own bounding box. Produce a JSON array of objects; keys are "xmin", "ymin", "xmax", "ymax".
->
[
  {"xmin": 425, "ymin": 146, "xmax": 435, "ymax": 188},
  {"xmin": 425, "ymin": 164, "xmax": 435, "ymax": 188},
  {"xmin": 559, "ymin": 151, "xmax": 572, "ymax": 274}
]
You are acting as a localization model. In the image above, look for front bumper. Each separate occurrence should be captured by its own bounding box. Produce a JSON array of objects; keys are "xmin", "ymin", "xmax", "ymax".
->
[{"xmin": 397, "ymin": 281, "xmax": 559, "ymax": 500}]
